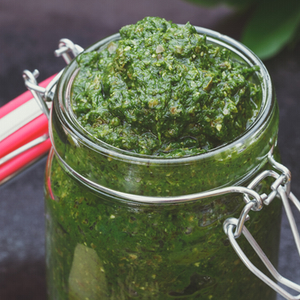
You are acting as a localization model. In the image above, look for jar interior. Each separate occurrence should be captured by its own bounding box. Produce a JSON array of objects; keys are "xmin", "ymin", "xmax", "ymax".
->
[{"xmin": 50, "ymin": 26, "xmax": 278, "ymax": 199}]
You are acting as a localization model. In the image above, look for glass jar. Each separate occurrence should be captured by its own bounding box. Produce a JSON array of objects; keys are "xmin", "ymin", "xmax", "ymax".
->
[{"xmin": 44, "ymin": 27, "xmax": 281, "ymax": 300}]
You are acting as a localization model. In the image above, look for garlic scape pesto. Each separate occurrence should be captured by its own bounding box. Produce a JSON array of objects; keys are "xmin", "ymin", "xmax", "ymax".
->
[{"xmin": 71, "ymin": 17, "xmax": 261, "ymax": 157}]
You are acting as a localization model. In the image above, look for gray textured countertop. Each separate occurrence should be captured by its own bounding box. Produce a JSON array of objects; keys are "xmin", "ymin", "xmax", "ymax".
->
[{"xmin": 0, "ymin": 1, "xmax": 300, "ymax": 299}]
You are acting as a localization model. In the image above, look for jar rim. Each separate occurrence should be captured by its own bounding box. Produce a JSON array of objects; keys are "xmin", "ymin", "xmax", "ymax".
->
[{"xmin": 54, "ymin": 25, "xmax": 274, "ymax": 166}]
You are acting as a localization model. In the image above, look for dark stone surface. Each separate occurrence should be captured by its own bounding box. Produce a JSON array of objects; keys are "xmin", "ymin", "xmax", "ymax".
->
[{"xmin": 0, "ymin": 1, "xmax": 300, "ymax": 299}]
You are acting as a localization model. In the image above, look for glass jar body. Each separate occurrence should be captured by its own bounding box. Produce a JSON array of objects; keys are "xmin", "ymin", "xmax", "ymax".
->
[
  {"xmin": 44, "ymin": 147, "xmax": 281, "ymax": 300},
  {"xmin": 44, "ymin": 26, "xmax": 282, "ymax": 299}
]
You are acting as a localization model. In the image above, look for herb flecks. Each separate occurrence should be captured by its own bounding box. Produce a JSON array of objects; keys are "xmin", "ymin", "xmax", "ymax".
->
[{"xmin": 72, "ymin": 17, "xmax": 261, "ymax": 157}]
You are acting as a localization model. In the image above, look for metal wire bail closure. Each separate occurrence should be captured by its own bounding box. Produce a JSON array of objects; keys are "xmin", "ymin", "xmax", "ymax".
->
[
  {"xmin": 223, "ymin": 152, "xmax": 300, "ymax": 300},
  {"xmin": 22, "ymin": 39, "xmax": 83, "ymax": 120}
]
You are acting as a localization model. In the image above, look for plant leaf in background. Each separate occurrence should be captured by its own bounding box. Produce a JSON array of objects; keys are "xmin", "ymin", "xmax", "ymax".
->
[
  {"xmin": 242, "ymin": 0, "xmax": 300, "ymax": 60},
  {"xmin": 184, "ymin": 0, "xmax": 300, "ymax": 60}
]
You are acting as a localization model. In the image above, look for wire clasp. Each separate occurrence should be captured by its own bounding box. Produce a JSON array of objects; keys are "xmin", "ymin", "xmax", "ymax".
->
[
  {"xmin": 22, "ymin": 39, "xmax": 83, "ymax": 119},
  {"xmin": 223, "ymin": 153, "xmax": 299, "ymax": 300}
]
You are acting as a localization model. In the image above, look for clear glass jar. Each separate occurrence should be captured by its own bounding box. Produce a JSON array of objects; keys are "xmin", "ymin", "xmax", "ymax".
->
[{"xmin": 44, "ymin": 27, "xmax": 281, "ymax": 300}]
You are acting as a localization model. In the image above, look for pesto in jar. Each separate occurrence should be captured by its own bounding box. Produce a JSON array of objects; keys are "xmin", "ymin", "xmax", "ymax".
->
[
  {"xmin": 71, "ymin": 17, "xmax": 261, "ymax": 157},
  {"xmin": 45, "ymin": 16, "xmax": 281, "ymax": 300}
]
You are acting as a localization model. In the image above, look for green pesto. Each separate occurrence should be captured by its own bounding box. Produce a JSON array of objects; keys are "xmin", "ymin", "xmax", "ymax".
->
[
  {"xmin": 71, "ymin": 17, "xmax": 261, "ymax": 157},
  {"xmin": 45, "ymin": 17, "xmax": 281, "ymax": 300}
]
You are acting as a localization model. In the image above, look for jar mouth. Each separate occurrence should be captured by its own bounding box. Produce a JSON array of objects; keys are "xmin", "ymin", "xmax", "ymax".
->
[{"xmin": 56, "ymin": 26, "xmax": 273, "ymax": 165}]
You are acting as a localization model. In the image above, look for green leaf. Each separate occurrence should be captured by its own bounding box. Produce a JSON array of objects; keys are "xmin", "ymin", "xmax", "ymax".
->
[{"xmin": 241, "ymin": 0, "xmax": 300, "ymax": 59}]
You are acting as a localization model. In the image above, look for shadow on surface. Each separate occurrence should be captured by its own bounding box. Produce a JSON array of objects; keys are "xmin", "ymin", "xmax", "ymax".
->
[{"xmin": 0, "ymin": 260, "xmax": 46, "ymax": 300}]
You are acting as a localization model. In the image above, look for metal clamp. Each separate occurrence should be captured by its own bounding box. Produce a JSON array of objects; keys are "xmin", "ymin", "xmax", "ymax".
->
[
  {"xmin": 23, "ymin": 39, "xmax": 83, "ymax": 120},
  {"xmin": 54, "ymin": 38, "xmax": 84, "ymax": 65},
  {"xmin": 223, "ymin": 155, "xmax": 300, "ymax": 300}
]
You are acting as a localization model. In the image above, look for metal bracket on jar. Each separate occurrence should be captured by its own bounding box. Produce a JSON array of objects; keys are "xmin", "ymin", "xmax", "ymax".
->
[
  {"xmin": 22, "ymin": 38, "xmax": 83, "ymax": 119},
  {"xmin": 223, "ymin": 151, "xmax": 300, "ymax": 300}
]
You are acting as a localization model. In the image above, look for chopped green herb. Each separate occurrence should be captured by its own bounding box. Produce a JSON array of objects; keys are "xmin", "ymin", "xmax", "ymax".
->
[{"xmin": 72, "ymin": 17, "xmax": 261, "ymax": 157}]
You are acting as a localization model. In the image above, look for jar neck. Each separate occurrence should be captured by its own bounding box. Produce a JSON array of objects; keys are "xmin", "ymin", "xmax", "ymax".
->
[{"xmin": 49, "ymin": 27, "xmax": 279, "ymax": 199}]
